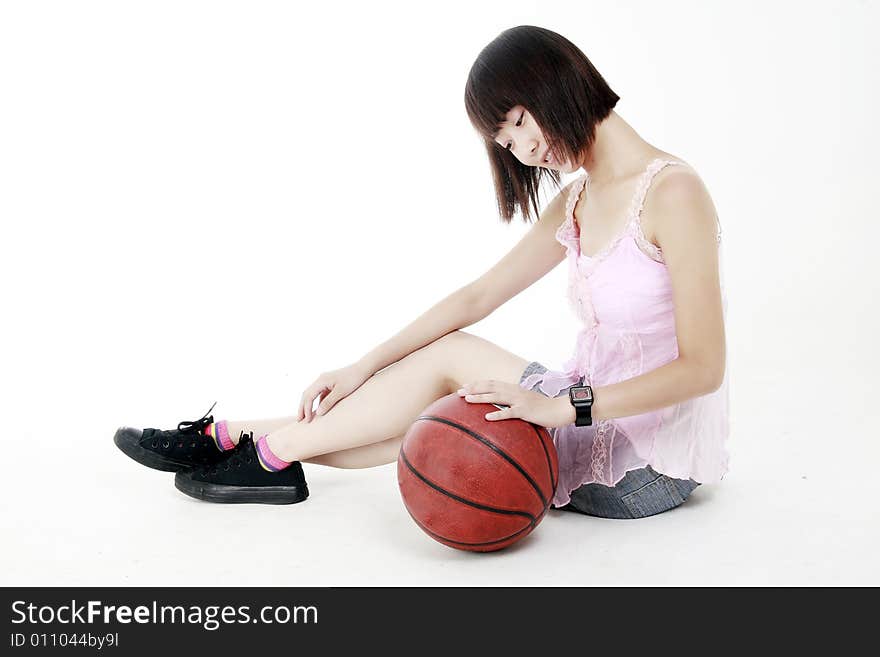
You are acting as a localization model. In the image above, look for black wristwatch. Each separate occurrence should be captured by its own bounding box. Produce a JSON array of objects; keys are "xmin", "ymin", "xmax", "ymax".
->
[{"xmin": 569, "ymin": 385, "xmax": 594, "ymax": 427}]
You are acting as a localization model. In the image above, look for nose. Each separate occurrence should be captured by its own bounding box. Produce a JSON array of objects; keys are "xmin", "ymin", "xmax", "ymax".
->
[{"xmin": 517, "ymin": 140, "xmax": 540, "ymax": 163}]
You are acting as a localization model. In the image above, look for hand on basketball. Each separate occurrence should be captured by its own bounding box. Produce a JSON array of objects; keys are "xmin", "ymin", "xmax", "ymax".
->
[{"xmin": 457, "ymin": 379, "xmax": 565, "ymax": 428}]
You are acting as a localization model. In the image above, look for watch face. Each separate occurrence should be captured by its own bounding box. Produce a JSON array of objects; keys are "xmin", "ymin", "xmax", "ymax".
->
[{"xmin": 572, "ymin": 387, "xmax": 592, "ymax": 401}]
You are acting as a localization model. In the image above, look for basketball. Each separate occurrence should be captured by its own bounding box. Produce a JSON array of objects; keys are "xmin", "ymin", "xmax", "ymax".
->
[{"xmin": 397, "ymin": 392, "xmax": 558, "ymax": 552}]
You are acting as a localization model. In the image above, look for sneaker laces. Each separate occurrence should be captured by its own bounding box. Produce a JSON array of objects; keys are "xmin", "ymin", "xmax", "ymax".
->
[{"xmin": 177, "ymin": 401, "xmax": 218, "ymax": 434}]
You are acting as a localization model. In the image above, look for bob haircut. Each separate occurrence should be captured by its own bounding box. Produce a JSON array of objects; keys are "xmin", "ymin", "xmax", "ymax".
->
[{"xmin": 464, "ymin": 25, "xmax": 620, "ymax": 224}]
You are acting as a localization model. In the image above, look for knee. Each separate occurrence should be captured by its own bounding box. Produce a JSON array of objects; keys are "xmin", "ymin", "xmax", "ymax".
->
[
  {"xmin": 420, "ymin": 330, "xmax": 475, "ymax": 391},
  {"xmin": 415, "ymin": 330, "xmax": 474, "ymax": 361},
  {"xmin": 403, "ymin": 331, "xmax": 465, "ymax": 365},
  {"xmin": 433, "ymin": 329, "xmax": 473, "ymax": 347}
]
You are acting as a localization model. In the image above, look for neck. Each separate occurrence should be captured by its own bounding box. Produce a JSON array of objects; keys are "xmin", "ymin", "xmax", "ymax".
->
[{"xmin": 579, "ymin": 111, "xmax": 653, "ymax": 185}]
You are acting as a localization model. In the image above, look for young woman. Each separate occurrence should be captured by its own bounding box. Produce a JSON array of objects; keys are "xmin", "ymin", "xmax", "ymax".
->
[{"xmin": 114, "ymin": 25, "xmax": 729, "ymax": 519}]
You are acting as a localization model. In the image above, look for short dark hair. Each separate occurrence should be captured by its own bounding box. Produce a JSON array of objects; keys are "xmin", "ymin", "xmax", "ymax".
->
[{"xmin": 464, "ymin": 26, "xmax": 620, "ymax": 224}]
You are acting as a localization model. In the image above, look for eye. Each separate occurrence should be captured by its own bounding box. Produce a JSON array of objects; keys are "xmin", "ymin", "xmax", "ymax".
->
[{"xmin": 502, "ymin": 111, "xmax": 526, "ymax": 150}]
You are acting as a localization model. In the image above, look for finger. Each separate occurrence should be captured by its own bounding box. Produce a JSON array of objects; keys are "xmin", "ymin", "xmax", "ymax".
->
[
  {"xmin": 297, "ymin": 392, "xmax": 310, "ymax": 422},
  {"xmin": 463, "ymin": 392, "xmax": 502, "ymax": 403},
  {"xmin": 297, "ymin": 388, "xmax": 314, "ymax": 421},
  {"xmin": 303, "ymin": 381, "xmax": 327, "ymax": 422},
  {"xmin": 484, "ymin": 406, "xmax": 514, "ymax": 421},
  {"xmin": 465, "ymin": 379, "xmax": 498, "ymax": 394},
  {"xmin": 315, "ymin": 388, "xmax": 333, "ymax": 416},
  {"xmin": 307, "ymin": 389, "xmax": 326, "ymax": 422},
  {"xmin": 303, "ymin": 391, "xmax": 316, "ymax": 422}
]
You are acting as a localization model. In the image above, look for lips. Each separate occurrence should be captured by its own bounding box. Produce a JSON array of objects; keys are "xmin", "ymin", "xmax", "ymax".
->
[{"xmin": 542, "ymin": 148, "xmax": 553, "ymax": 165}]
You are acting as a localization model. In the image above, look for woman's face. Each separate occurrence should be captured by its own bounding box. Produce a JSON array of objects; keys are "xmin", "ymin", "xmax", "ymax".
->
[{"xmin": 493, "ymin": 105, "xmax": 574, "ymax": 171}]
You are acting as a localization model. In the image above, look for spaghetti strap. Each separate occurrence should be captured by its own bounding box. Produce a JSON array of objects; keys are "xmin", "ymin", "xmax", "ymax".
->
[
  {"xmin": 626, "ymin": 159, "xmax": 722, "ymax": 261},
  {"xmin": 564, "ymin": 174, "xmax": 588, "ymax": 220},
  {"xmin": 627, "ymin": 159, "xmax": 686, "ymax": 233}
]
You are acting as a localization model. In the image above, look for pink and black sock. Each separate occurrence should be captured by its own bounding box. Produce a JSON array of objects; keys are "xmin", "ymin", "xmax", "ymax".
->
[
  {"xmin": 202, "ymin": 420, "xmax": 235, "ymax": 452},
  {"xmin": 255, "ymin": 434, "xmax": 291, "ymax": 472}
]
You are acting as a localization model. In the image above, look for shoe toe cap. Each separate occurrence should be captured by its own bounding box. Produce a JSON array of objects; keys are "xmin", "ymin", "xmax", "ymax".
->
[{"xmin": 113, "ymin": 426, "xmax": 143, "ymax": 448}]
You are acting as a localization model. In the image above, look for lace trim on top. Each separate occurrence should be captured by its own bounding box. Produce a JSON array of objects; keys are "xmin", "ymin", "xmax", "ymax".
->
[{"xmin": 554, "ymin": 158, "xmax": 722, "ymax": 267}]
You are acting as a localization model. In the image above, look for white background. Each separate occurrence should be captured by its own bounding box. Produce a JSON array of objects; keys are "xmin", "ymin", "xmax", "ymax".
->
[{"xmin": 1, "ymin": 0, "xmax": 877, "ymax": 585}]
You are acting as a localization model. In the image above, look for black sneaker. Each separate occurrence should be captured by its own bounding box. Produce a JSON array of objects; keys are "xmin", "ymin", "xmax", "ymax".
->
[
  {"xmin": 113, "ymin": 402, "xmax": 228, "ymax": 472},
  {"xmin": 174, "ymin": 432, "xmax": 309, "ymax": 505}
]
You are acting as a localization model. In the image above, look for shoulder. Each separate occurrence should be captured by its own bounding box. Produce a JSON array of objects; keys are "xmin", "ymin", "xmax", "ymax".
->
[
  {"xmin": 556, "ymin": 176, "xmax": 583, "ymax": 209},
  {"xmin": 537, "ymin": 176, "xmax": 582, "ymax": 230},
  {"xmin": 652, "ymin": 161, "xmax": 711, "ymax": 206},
  {"xmin": 643, "ymin": 161, "xmax": 720, "ymax": 248}
]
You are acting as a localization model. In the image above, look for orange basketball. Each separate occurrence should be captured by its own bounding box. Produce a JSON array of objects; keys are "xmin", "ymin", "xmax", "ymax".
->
[{"xmin": 397, "ymin": 392, "xmax": 558, "ymax": 552}]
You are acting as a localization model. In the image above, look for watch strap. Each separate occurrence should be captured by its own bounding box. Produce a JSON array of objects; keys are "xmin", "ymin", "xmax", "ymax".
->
[{"xmin": 574, "ymin": 403, "xmax": 592, "ymax": 427}]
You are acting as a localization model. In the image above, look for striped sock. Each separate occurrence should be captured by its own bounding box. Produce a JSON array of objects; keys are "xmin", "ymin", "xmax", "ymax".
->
[
  {"xmin": 255, "ymin": 434, "xmax": 291, "ymax": 472},
  {"xmin": 202, "ymin": 420, "xmax": 235, "ymax": 452}
]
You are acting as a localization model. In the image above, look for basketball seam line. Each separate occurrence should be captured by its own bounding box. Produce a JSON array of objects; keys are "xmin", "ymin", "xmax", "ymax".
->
[
  {"xmin": 404, "ymin": 507, "xmax": 534, "ymax": 548},
  {"xmin": 417, "ymin": 414, "xmax": 549, "ymax": 508},
  {"xmin": 399, "ymin": 448, "xmax": 536, "ymax": 522},
  {"xmin": 530, "ymin": 423, "xmax": 557, "ymax": 492}
]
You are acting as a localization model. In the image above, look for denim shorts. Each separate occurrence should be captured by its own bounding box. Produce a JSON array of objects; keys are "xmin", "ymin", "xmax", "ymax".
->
[{"xmin": 520, "ymin": 360, "xmax": 700, "ymax": 520}]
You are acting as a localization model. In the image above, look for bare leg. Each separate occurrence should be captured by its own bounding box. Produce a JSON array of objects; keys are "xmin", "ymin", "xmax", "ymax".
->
[
  {"xmin": 302, "ymin": 435, "xmax": 404, "ymax": 469},
  {"xmin": 220, "ymin": 418, "xmax": 400, "ymax": 469},
  {"xmin": 222, "ymin": 417, "xmax": 297, "ymax": 446},
  {"xmin": 235, "ymin": 330, "xmax": 531, "ymax": 468}
]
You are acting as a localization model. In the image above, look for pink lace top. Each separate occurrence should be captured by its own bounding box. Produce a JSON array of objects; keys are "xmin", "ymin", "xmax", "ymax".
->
[{"xmin": 519, "ymin": 158, "xmax": 730, "ymax": 507}]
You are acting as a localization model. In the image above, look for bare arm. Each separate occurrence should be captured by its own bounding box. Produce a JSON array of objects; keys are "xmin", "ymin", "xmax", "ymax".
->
[
  {"xmin": 467, "ymin": 182, "xmax": 572, "ymax": 317},
  {"xmin": 356, "ymin": 182, "xmax": 574, "ymax": 376}
]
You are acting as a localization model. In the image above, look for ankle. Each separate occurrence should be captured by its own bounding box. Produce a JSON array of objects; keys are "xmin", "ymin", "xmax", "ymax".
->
[
  {"xmin": 224, "ymin": 422, "xmax": 249, "ymax": 446},
  {"xmin": 204, "ymin": 420, "xmax": 235, "ymax": 451},
  {"xmin": 255, "ymin": 434, "xmax": 293, "ymax": 471}
]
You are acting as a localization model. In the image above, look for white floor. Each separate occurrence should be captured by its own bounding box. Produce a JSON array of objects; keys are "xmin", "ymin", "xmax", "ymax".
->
[{"xmin": 3, "ymin": 359, "xmax": 877, "ymax": 587}]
